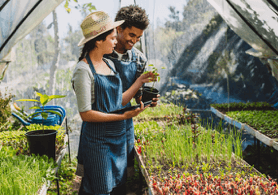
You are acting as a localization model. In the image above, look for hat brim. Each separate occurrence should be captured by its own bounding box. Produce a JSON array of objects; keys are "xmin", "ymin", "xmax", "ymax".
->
[{"xmin": 78, "ymin": 20, "xmax": 124, "ymax": 47}]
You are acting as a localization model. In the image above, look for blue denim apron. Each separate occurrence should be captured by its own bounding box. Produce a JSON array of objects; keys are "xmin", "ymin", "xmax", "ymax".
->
[
  {"xmin": 107, "ymin": 48, "xmax": 144, "ymax": 168},
  {"xmin": 79, "ymin": 55, "xmax": 127, "ymax": 194}
]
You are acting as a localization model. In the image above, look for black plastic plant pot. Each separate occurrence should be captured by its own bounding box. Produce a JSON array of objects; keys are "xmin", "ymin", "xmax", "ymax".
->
[
  {"xmin": 25, "ymin": 129, "xmax": 57, "ymax": 160},
  {"xmin": 142, "ymin": 86, "xmax": 159, "ymax": 103}
]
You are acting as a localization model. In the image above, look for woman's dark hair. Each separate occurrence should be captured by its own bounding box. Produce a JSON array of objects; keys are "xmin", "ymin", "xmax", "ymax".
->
[
  {"xmin": 78, "ymin": 29, "xmax": 114, "ymax": 62},
  {"xmin": 115, "ymin": 5, "xmax": 149, "ymax": 31}
]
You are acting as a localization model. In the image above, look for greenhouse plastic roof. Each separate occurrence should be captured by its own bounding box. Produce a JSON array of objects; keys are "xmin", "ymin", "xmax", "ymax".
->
[
  {"xmin": 207, "ymin": 0, "xmax": 278, "ymax": 80},
  {"xmin": 1, "ymin": 0, "xmax": 278, "ymax": 80},
  {"xmin": 0, "ymin": 0, "xmax": 64, "ymax": 61}
]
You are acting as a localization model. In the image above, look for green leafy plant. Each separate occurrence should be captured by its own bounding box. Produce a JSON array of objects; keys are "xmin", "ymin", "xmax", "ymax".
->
[
  {"xmin": 211, "ymin": 101, "xmax": 274, "ymax": 113},
  {"xmin": 0, "ymin": 90, "xmax": 14, "ymax": 125},
  {"xmin": 48, "ymin": 154, "xmax": 78, "ymax": 195},
  {"xmin": 142, "ymin": 64, "xmax": 166, "ymax": 90},
  {"xmin": 16, "ymin": 92, "xmax": 66, "ymax": 132},
  {"xmin": 226, "ymin": 110, "xmax": 278, "ymax": 138},
  {"xmin": 0, "ymin": 146, "xmax": 56, "ymax": 195}
]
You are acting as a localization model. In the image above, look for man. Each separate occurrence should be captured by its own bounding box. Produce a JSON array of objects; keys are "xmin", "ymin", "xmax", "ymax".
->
[{"xmin": 104, "ymin": 4, "xmax": 159, "ymax": 180}]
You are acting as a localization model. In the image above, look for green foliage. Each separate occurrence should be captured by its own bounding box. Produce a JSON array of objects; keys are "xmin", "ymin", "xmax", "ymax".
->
[
  {"xmin": 26, "ymin": 123, "xmax": 62, "ymax": 131},
  {"xmin": 134, "ymin": 118, "xmax": 243, "ymax": 178},
  {"xmin": 134, "ymin": 102, "xmax": 184, "ymax": 119},
  {"xmin": 226, "ymin": 110, "xmax": 278, "ymax": 138},
  {"xmin": 0, "ymin": 146, "xmax": 56, "ymax": 195},
  {"xmin": 0, "ymin": 131, "xmax": 28, "ymax": 155},
  {"xmin": 48, "ymin": 154, "xmax": 78, "ymax": 195},
  {"xmin": 142, "ymin": 64, "xmax": 166, "ymax": 89},
  {"xmin": 64, "ymin": 0, "xmax": 96, "ymax": 15},
  {"xmin": 0, "ymin": 90, "xmax": 14, "ymax": 124},
  {"xmin": 211, "ymin": 101, "xmax": 273, "ymax": 111}
]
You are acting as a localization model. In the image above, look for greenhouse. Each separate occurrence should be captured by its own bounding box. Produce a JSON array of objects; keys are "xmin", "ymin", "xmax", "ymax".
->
[{"xmin": 1, "ymin": 0, "xmax": 278, "ymax": 194}]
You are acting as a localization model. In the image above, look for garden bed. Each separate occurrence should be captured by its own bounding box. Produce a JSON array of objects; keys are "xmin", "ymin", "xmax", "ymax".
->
[
  {"xmin": 210, "ymin": 102, "xmax": 278, "ymax": 151},
  {"xmin": 0, "ymin": 124, "xmax": 68, "ymax": 195},
  {"xmin": 134, "ymin": 103, "xmax": 278, "ymax": 194}
]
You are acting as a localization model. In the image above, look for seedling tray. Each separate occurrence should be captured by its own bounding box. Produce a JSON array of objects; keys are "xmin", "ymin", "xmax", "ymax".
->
[{"xmin": 210, "ymin": 106, "xmax": 278, "ymax": 151}]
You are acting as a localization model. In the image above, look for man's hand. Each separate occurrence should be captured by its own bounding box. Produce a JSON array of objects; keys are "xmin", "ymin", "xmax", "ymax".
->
[
  {"xmin": 150, "ymin": 94, "xmax": 160, "ymax": 107},
  {"xmin": 135, "ymin": 96, "xmax": 142, "ymax": 104}
]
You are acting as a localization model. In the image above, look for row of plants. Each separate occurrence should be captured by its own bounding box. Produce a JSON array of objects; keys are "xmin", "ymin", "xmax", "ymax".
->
[
  {"xmin": 0, "ymin": 91, "xmax": 71, "ymax": 194},
  {"xmin": 211, "ymin": 101, "xmax": 278, "ymax": 144},
  {"xmin": 134, "ymin": 103, "xmax": 278, "ymax": 194},
  {"xmin": 0, "ymin": 146, "xmax": 56, "ymax": 194},
  {"xmin": 0, "ymin": 123, "xmax": 67, "ymax": 194},
  {"xmin": 211, "ymin": 102, "xmax": 275, "ymax": 113},
  {"xmin": 226, "ymin": 110, "xmax": 278, "ymax": 139},
  {"xmin": 134, "ymin": 102, "xmax": 185, "ymax": 122}
]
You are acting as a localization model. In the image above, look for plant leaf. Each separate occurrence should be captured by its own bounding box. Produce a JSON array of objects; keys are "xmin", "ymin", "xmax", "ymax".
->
[
  {"xmin": 157, "ymin": 77, "xmax": 160, "ymax": 82},
  {"xmin": 47, "ymin": 110, "xmax": 62, "ymax": 117},
  {"xmin": 16, "ymin": 99, "xmax": 39, "ymax": 102},
  {"xmin": 36, "ymin": 92, "xmax": 43, "ymax": 97},
  {"xmin": 48, "ymin": 95, "xmax": 66, "ymax": 99},
  {"xmin": 29, "ymin": 106, "xmax": 41, "ymax": 110},
  {"xmin": 41, "ymin": 112, "xmax": 48, "ymax": 120},
  {"xmin": 40, "ymin": 94, "xmax": 49, "ymax": 106}
]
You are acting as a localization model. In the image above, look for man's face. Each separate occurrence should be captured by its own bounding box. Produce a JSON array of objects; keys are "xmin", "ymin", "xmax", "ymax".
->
[{"xmin": 116, "ymin": 26, "xmax": 144, "ymax": 53}]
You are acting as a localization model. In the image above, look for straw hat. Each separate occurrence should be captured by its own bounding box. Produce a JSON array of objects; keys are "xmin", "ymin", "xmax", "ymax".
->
[{"xmin": 78, "ymin": 11, "xmax": 124, "ymax": 46}]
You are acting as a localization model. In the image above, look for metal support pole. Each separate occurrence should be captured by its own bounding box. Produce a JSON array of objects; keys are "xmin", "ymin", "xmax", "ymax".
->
[
  {"xmin": 65, "ymin": 117, "xmax": 71, "ymax": 163},
  {"xmin": 256, "ymin": 138, "xmax": 260, "ymax": 167},
  {"xmin": 56, "ymin": 176, "xmax": 60, "ymax": 195}
]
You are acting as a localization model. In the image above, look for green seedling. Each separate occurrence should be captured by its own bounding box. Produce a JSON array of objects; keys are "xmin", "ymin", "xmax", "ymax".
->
[{"xmin": 142, "ymin": 64, "xmax": 166, "ymax": 90}]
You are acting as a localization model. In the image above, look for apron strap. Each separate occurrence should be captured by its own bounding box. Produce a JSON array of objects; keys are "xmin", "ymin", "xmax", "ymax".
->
[
  {"xmin": 86, "ymin": 55, "xmax": 97, "ymax": 74},
  {"xmin": 86, "ymin": 55, "xmax": 117, "ymax": 75},
  {"xmin": 103, "ymin": 58, "xmax": 117, "ymax": 75}
]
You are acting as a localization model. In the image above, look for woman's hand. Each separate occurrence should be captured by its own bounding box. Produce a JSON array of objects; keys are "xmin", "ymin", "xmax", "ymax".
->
[
  {"xmin": 138, "ymin": 71, "xmax": 159, "ymax": 85},
  {"xmin": 123, "ymin": 101, "xmax": 149, "ymax": 119}
]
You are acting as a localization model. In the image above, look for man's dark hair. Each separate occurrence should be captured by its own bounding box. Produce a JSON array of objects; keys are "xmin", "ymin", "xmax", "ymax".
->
[{"xmin": 115, "ymin": 5, "xmax": 149, "ymax": 30}]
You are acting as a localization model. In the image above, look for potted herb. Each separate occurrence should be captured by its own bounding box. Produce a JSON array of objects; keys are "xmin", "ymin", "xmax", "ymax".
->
[
  {"xmin": 16, "ymin": 92, "xmax": 66, "ymax": 160},
  {"xmin": 141, "ymin": 64, "xmax": 165, "ymax": 103}
]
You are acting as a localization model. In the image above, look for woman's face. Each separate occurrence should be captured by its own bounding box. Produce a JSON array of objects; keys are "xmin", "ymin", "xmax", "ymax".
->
[{"xmin": 99, "ymin": 28, "xmax": 118, "ymax": 54}]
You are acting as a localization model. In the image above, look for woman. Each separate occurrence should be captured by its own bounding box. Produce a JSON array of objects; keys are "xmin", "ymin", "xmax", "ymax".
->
[{"xmin": 71, "ymin": 11, "xmax": 156, "ymax": 195}]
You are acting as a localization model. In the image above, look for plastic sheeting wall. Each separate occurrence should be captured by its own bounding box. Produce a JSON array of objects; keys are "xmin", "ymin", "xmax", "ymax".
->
[{"xmin": 0, "ymin": 0, "xmax": 64, "ymax": 61}]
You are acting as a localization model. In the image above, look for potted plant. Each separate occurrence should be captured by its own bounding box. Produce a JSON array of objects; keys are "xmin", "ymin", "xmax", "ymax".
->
[
  {"xmin": 141, "ymin": 64, "xmax": 165, "ymax": 103},
  {"xmin": 16, "ymin": 92, "xmax": 66, "ymax": 160}
]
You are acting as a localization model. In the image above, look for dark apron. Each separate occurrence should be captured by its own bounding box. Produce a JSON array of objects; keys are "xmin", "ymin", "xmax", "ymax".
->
[
  {"xmin": 79, "ymin": 55, "xmax": 127, "ymax": 194},
  {"xmin": 107, "ymin": 48, "xmax": 145, "ymax": 168}
]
